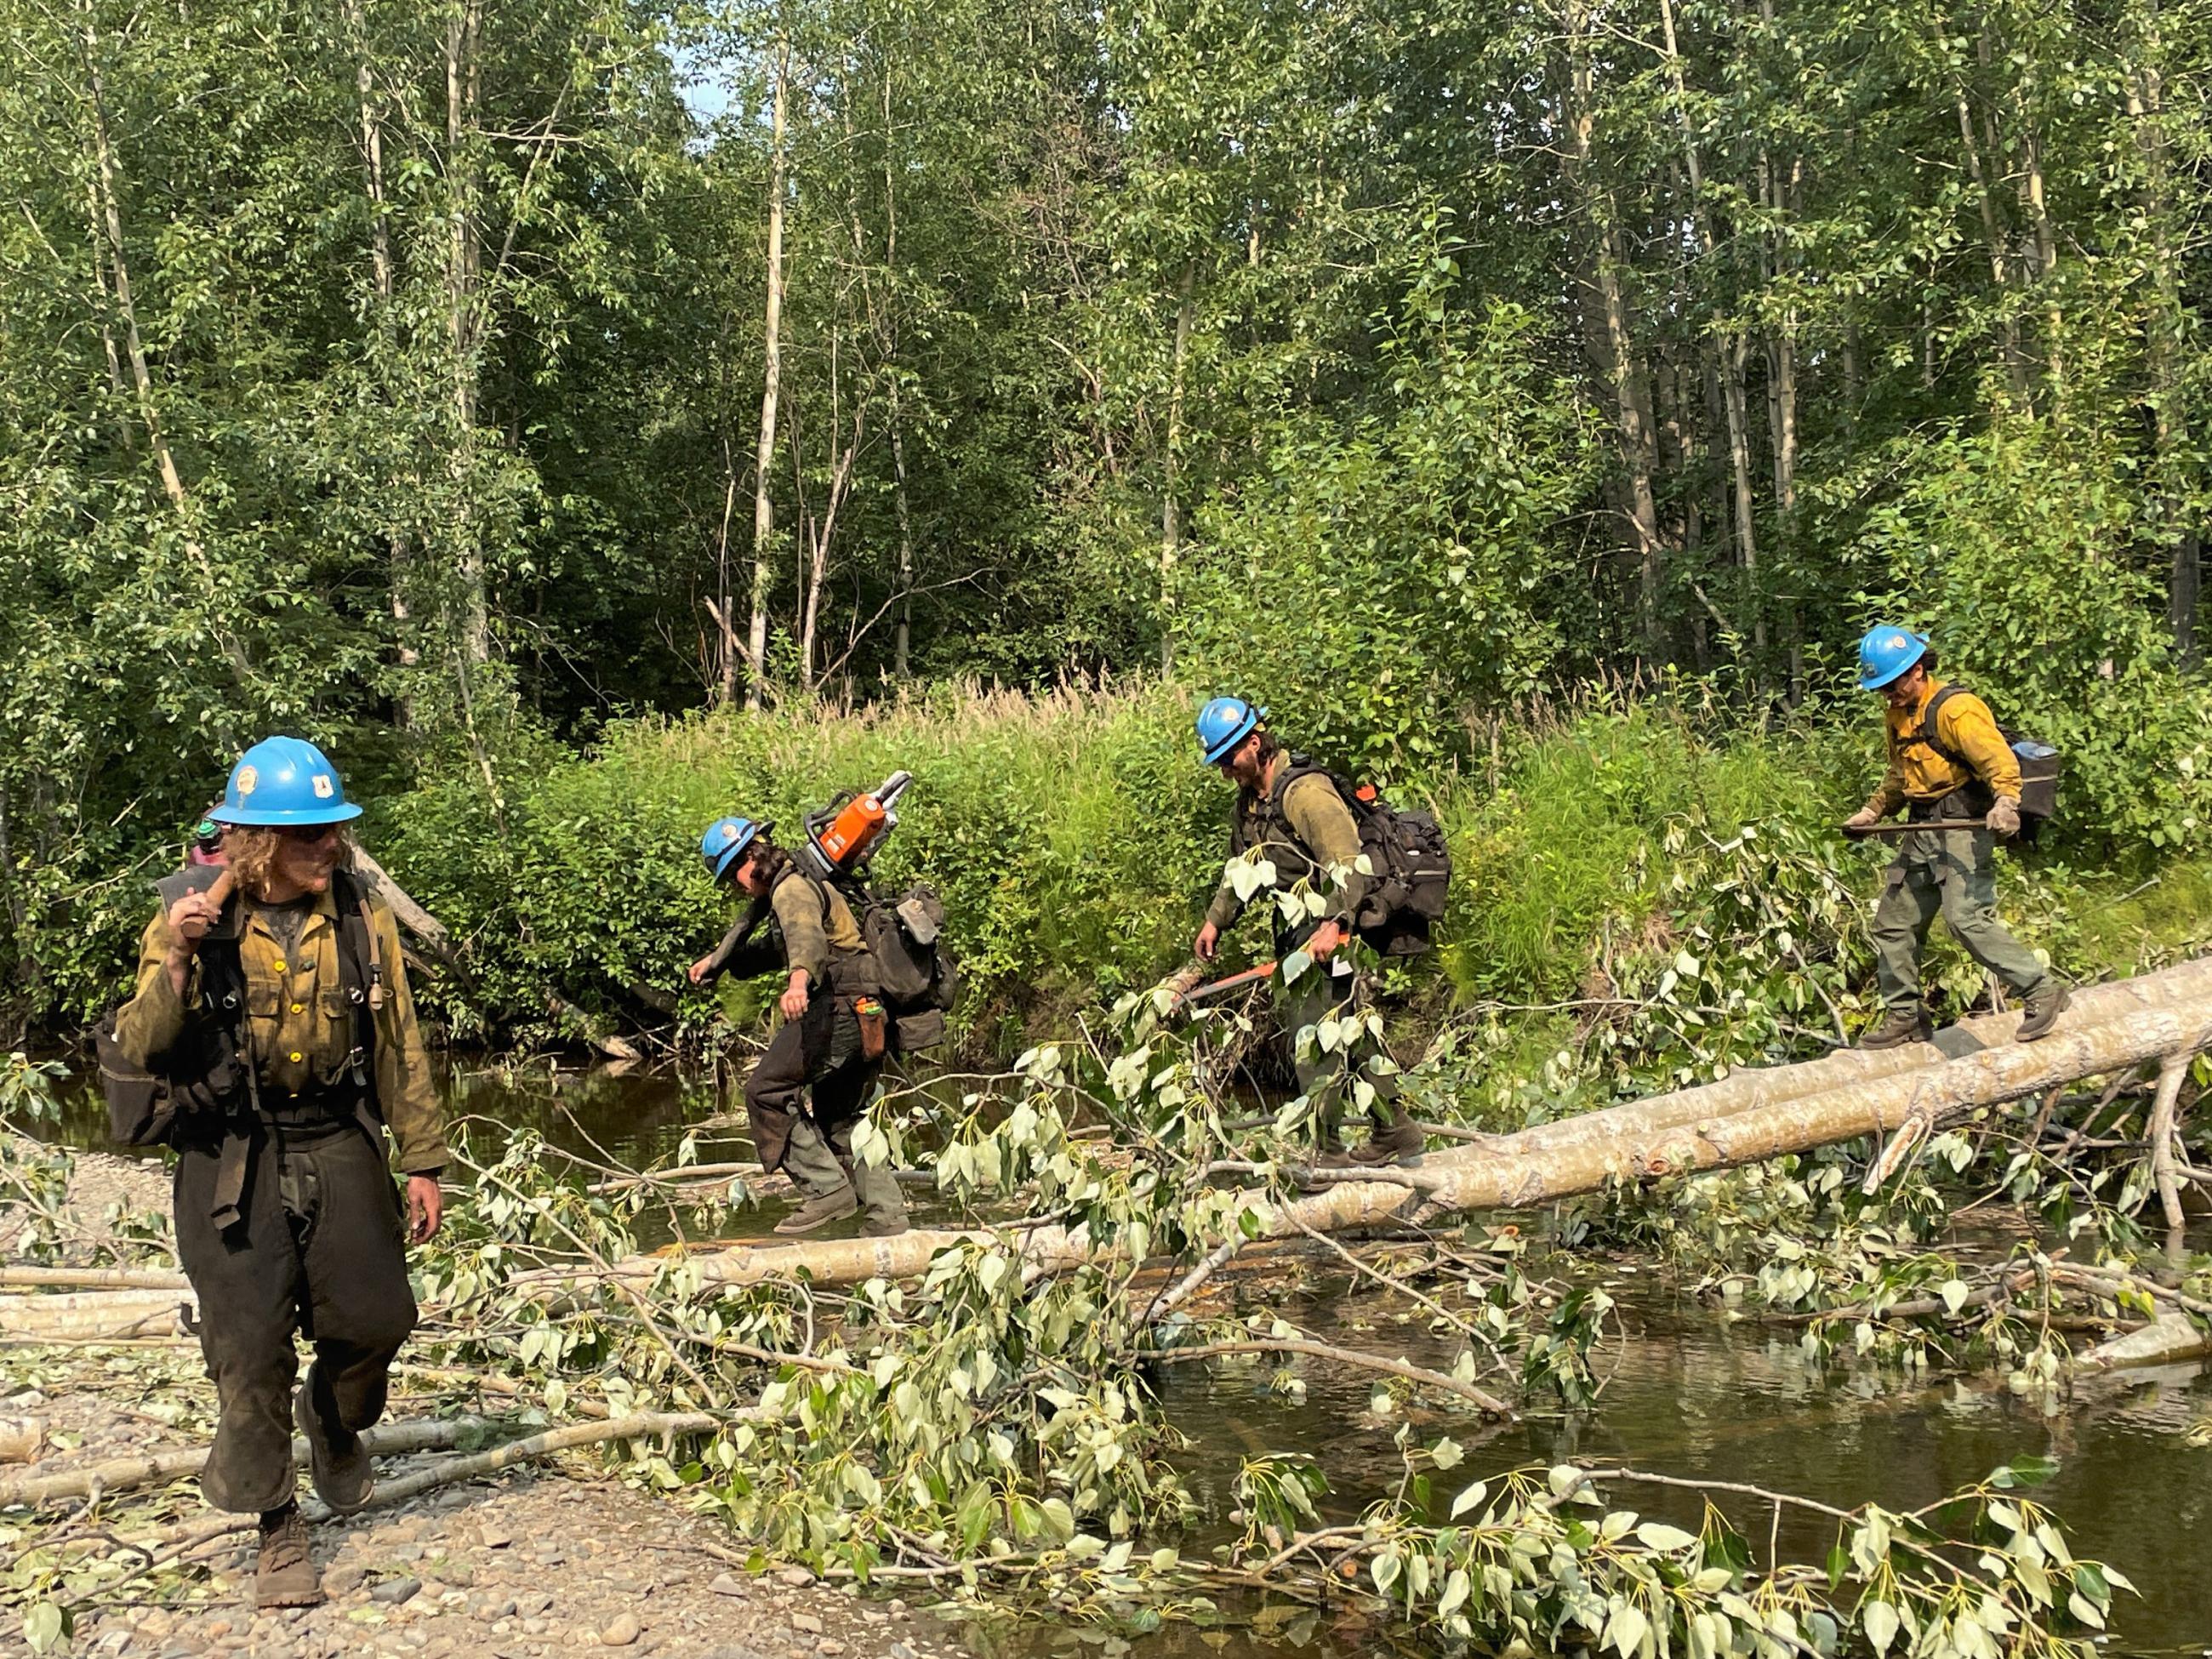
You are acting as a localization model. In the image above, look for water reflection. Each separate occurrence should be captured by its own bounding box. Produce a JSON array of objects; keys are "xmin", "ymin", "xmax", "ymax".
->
[{"xmin": 37, "ymin": 1063, "xmax": 2212, "ymax": 1655}]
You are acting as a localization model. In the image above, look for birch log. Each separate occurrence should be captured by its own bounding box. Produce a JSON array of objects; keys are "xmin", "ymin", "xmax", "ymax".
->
[
  {"xmin": 0, "ymin": 1289, "xmax": 193, "ymax": 1341},
  {"xmin": 0, "ymin": 1414, "xmax": 516, "ymax": 1509},
  {"xmin": 579, "ymin": 992, "xmax": 2212, "ymax": 1294},
  {"xmin": 1442, "ymin": 955, "xmax": 2212, "ymax": 1173}
]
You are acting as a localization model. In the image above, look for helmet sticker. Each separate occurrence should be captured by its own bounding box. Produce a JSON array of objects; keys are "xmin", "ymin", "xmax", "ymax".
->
[
  {"xmin": 236, "ymin": 766, "xmax": 258, "ymax": 797},
  {"xmin": 721, "ymin": 823, "xmax": 741, "ymax": 844},
  {"xmin": 312, "ymin": 773, "xmax": 334, "ymax": 798}
]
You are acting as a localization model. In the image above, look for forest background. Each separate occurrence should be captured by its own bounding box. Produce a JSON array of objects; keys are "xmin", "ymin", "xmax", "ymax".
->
[{"xmin": 7, "ymin": 0, "xmax": 2212, "ymax": 1060}]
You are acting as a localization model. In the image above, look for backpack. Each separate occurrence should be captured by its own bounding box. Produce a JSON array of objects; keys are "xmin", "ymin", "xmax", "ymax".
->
[
  {"xmin": 1906, "ymin": 686, "xmax": 2062, "ymax": 835},
  {"xmin": 100, "ymin": 865, "xmax": 384, "ymax": 1147},
  {"xmin": 839, "ymin": 876, "xmax": 963, "ymax": 1052},
  {"xmin": 1259, "ymin": 761, "xmax": 1453, "ymax": 957}
]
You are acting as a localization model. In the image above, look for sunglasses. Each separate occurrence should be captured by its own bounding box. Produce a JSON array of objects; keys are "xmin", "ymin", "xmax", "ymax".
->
[{"xmin": 277, "ymin": 824, "xmax": 344, "ymax": 844}]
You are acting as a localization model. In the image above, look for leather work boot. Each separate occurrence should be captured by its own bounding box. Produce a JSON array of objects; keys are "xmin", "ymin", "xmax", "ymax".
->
[
  {"xmin": 296, "ymin": 1363, "xmax": 373, "ymax": 1514},
  {"xmin": 1859, "ymin": 1007, "xmax": 1933, "ymax": 1051},
  {"xmin": 254, "ymin": 1505, "xmax": 322, "ymax": 1610},
  {"xmin": 2015, "ymin": 983, "xmax": 2071, "ymax": 1043},
  {"xmin": 1352, "ymin": 1117, "xmax": 1426, "ymax": 1166},
  {"xmin": 860, "ymin": 1216, "xmax": 911, "ymax": 1239},
  {"xmin": 774, "ymin": 1187, "xmax": 859, "ymax": 1235},
  {"xmin": 1311, "ymin": 1136, "xmax": 1357, "ymax": 1170}
]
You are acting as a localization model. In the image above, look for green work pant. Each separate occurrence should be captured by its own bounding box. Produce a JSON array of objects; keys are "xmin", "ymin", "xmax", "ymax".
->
[
  {"xmin": 1277, "ymin": 957, "xmax": 1402, "ymax": 1148},
  {"xmin": 782, "ymin": 1109, "xmax": 907, "ymax": 1230},
  {"xmin": 1870, "ymin": 827, "xmax": 2050, "ymax": 1013}
]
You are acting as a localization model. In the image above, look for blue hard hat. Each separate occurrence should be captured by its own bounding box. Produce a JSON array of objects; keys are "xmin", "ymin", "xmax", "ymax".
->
[
  {"xmin": 1196, "ymin": 696, "xmax": 1266, "ymax": 766},
  {"xmin": 207, "ymin": 736, "xmax": 362, "ymax": 826},
  {"xmin": 1856, "ymin": 625, "xmax": 1930, "ymax": 690},
  {"xmin": 700, "ymin": 815, "xmax": 769, "ymax": 881}
]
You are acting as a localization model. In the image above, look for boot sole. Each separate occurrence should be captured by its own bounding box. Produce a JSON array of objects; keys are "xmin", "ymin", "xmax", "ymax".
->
[
  {"xmin": 774, "ymin": 1204, "xmax": 860, "ymax": 1235},
  {"xmin": 256, "ymin": 1587, "xmax": 326, "ymax": 1610}
]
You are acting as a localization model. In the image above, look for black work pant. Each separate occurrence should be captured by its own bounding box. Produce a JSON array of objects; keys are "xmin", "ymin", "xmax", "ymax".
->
[
  {"xmin": 742, "ymin": 998, "xmax": 879, "ymax": 1174},
  {"xmin": 174, "ymin": 1120, "xmax": 416, "ymax": 1514}
]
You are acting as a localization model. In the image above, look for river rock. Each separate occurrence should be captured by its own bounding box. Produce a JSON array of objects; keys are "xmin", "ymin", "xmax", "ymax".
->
[
  {"xmin": 708, "ymin": 1573, "xmax": 748, "ymax": 1598},
  {"xmin": 788, "ymin": 1614, "xmax": 823, "ymax": 1635},
  {"xmin": 773, "ymin": 1567, "xmax": 812, "ymax": 1588},
  {"xmin": 369, "ymin": 1576, "xmax": 422, "ymax": 1606},
  {"xmin": 599, "ymin": 1613, "xmax": 642, "ymax": 1647},
  {"xmin": 325, "ymin": 1565, "xmax": 368, "ymax": 1597}
]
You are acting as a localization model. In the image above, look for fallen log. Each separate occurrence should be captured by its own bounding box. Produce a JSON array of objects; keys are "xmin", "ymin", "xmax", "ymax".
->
[
  {"xmin": 1430, "ymin": 955, "xmax": 2212, "ymax": 1174},
  {"xmin": 84, "ymin": 1409, "xmax": 733, "ymax": 1573},
  {"xmin": 0, "ymin": 1413, "xmax": 519, "ymax": 1509},
  {"xmin": 2071, "ymin": 1311, "xmax": 2212, "ymax": 1375},
  {"xmin": 588, "ymin": 992, "xmax": 2212, "ymax": 1293},
  {"xmin": 0, "ymin": 1289, "xmax": 193, "ymax": 1342},
  {"xmin": 0, "ymin": 1265, "xmax": 190, "ymax": 1291}
]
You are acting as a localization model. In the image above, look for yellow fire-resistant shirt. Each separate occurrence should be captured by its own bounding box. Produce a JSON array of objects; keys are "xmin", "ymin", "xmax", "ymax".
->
[
  {"xmin": 111, "ymin": 882, "xmax": 448, "ymax": 1174},
  {"xmin": 1868, "ymin": 676, "xmax": 2021, "ymax": 815}
]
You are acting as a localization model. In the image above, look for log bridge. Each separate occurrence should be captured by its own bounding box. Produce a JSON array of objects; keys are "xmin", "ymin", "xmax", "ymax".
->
[{"xmin": 7, "ymin": 957, "xmax": 2209, "ymax": 1370}]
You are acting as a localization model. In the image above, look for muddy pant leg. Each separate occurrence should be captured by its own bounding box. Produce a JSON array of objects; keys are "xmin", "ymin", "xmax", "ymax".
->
[
  {"xmin": 174, "ymin": 1131, "xmax": 305, "ymax": 1514},
  {"xmin": 1279, "ymin": 965, "xmax": 1358, "ymax": 1145},
  {"xmin": 1871, "ymin": 856, "xmax": 1942, "ymax": 1013},
  {"xmin": 742, "ymin": 1015, "xmax": 814, "ymax": 1175},
  {"xmin": 297, "ymin": 1127, "xmax": 417, "ymax": 1442},
  {"xmin": 816, "ymin": 1062, "xmax": 904, "ymax": 1229},
  {"xmin": 780, "ymin": 1112, "xmax": 858, "ymax": 1202},
  {"xmin": 1936, "ymin": 830, "xmax": 2050, "ymax": 999}
]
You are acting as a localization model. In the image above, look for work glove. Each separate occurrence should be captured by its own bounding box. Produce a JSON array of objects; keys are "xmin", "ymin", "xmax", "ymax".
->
[
  {"xmin": 1844, "ymin": 805, "xmax": 1883, "ymax": 835},
  {"xmin": 1986, "ymin": 795, "xmax": 2021, "ymax": 839}
]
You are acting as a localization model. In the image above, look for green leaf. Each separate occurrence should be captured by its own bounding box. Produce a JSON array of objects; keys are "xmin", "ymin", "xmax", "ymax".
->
[
  {"xmin": 1862, "ymin": 1599, "xmax": 1900, "ymax": 1656},
  {"xmin": 22, "ymin": 1604, "xmax": 66, "ymax": 1656}
]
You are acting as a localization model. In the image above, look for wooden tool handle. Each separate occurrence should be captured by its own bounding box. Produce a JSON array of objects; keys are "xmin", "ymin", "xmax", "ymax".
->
[{"xmin": 1844, "ymin": 818, "xmax": 1989, "ymax": 838}]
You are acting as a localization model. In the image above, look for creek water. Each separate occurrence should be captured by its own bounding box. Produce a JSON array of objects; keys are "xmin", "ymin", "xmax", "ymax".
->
[{"xmin": 43, "ymin": 1063, "xmax": 2212, "ymax": 1655}]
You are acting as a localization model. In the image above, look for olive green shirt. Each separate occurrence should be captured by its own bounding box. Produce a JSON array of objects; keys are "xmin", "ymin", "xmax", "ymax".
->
[
  {"xmin": 769, "ymin": 868, "xmax": 866, "ymax": 986},
  {"xmin": 1206, "ymin": 767, "xmax": 1372, "ymax": 934},
  {"xmin": 703, "ymin": 868, "xmax": 869, "ymax": 991},
  {"xmin": 111, "ymin": 884, "xmax": 448, "ymax": 1175}
]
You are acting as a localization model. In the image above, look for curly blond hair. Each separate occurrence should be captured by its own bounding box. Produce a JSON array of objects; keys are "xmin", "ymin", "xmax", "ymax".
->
[{"xmin": 221, "ymin": 825, "xmax": 357, "ymax": 901}]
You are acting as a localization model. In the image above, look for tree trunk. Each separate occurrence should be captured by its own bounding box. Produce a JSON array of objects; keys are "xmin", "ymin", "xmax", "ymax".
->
[
  {"xmin": 445, "ymin": 0, "xmax": 488, "ymax": 666},
  {"xmin": 343, "ymin": 0, "xmax": 416, "ymax": 696},
  {"xmin": 745, "ymin": 45, "xmax": 790, "ymax": 712},
  {"xmin": 1160, "ymin": 262, "xmax": 1196, "ymax": 673},
  {"xmin": 891, "ymin": 413, "xmax": 915, "ymax": 680},
  {"xmin": 1563, "ymin": 0, "xmax": 1662, "ymax": 658},
  {"xmin": 2125, "ymin": 9, "xmax": 2201, "ymax": 666},
  {"xmin": 1954, "ymin": 83, "xmax": 2030, "ymax": 408},
  {"xmin": 1659, "ymin": 0, "xmax": 1759, "ymax": 664},
  {"xmin": 78, "ymin": 0, "xmax": 201, "ymax": 567}
]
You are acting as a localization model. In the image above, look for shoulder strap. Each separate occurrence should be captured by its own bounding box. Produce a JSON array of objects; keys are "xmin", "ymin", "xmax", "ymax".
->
[
  {"xmin": 1913, "ymin": 684, "xmax": 1970, "ymax": 767},
  {"xmin": 329, "ymin": 869, "xmax": 380, "ymax": 1075}
]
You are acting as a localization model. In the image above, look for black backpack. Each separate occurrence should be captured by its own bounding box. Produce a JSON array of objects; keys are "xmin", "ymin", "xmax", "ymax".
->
[
  {"xmin": 1906, "ymin": 686, "xmax": 2062, "ymax": 834},
  {"xmin": 837, "ymin": 876, "xmax": 963, "ymax": 1052},
  {"xmin": 1263, "ymin": 761, "xmax": 1453, "ymax": 957}
]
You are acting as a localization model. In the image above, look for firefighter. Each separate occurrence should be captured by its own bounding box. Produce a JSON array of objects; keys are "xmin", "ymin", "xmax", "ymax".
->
[
  {"xmin": 690, "ymin": 817, "xmax": 908, "ymax": 1237},
  {"xmin": 1845, "ymin": 627, "xmax": 2068, "ymax": 1047},
  {"xmin": 111, "ymin": 737, "xmax": 445, "ymax": 1607},
  {"xmin": 1191, "ymin": 697, "xmax": 1420, "ymax": 1166}
]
